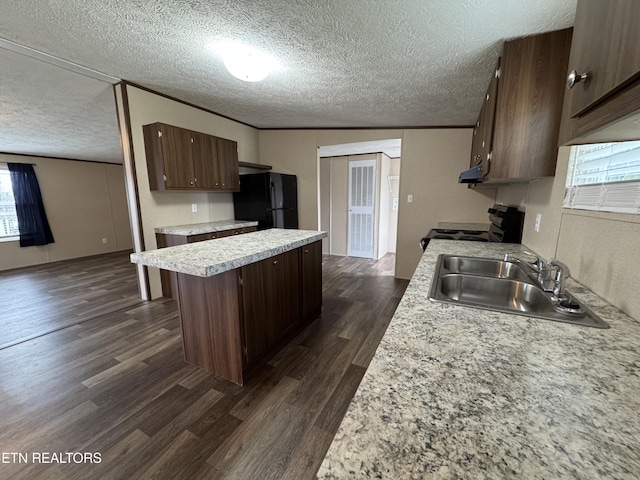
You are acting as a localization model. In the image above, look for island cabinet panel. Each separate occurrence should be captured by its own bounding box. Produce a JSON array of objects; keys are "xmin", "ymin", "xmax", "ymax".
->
[
  {"xmin": 176, "ymin": 269, "xmax": 243, "ymax": 385},
  {"xmin": 301, "ymin": 240, "xmax": 322, "ymax": 321},
  {"xmin": 239, "ymin": 249, "xmax": 300, "ymax": 366},
  {"xmin": 171, "ymin": 241, "xmax": 322, "ymax": 385}
]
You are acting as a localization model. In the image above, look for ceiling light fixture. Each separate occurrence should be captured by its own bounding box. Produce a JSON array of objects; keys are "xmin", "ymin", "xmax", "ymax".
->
[{"xmin": 213, "ymin": 42, "xmax": 278, "ymax": 82}]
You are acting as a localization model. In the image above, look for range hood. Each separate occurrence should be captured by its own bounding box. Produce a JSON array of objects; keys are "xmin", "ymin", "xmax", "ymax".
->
[{"xmin": 458, "ymin": 164, "xmax": 484, "ymax": 184}]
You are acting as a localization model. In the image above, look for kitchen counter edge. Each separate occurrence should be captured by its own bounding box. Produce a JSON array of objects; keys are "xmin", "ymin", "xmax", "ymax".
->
[
  {"xmin": 317, "ymin": 239, "xmax": 640, "ymax": 479},
  {"xmin": 131, "ymin": 229, "xmax": 326, "ymax": 278}
]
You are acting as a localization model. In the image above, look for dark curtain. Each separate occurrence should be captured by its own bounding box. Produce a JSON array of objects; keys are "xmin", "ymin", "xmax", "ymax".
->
[{"xmin": 7, "ymin": 163, "xmax": 54, "ymax": 247}]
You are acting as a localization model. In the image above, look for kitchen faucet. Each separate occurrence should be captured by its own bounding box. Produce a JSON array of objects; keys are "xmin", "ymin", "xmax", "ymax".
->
[
  {"xmin": 549, "ymin": 258, "xmax": 570, "ymax": 300},
  {"xmin": 504, "ymin": 252, "xmax": 570, "ymax": 296},
  {"xmin": 504, "ymin": 251, "xmax": 546, "ymax": 280}
]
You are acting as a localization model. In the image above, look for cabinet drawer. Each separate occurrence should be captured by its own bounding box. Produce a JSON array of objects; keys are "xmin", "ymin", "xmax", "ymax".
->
[{"xmin": 187, "ymin": 232, "xmax": 218, "ymax": 242}]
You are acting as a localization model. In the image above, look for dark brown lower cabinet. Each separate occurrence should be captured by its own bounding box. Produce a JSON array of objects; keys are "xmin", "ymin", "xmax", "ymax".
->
[
  {"xmin": 174, "ymin": 241, "xmax": 322, "ymax": 384},
  {"xmin": 156, "ymin": 226, "xmax": 257, "ymax": 298},
  {"xmin": 239, "ymin": 249, "xmax": 300, "ymax": 366},
  {"xmin": 301, "ymin": 240, "xmax": 322, "ymax": 321}
]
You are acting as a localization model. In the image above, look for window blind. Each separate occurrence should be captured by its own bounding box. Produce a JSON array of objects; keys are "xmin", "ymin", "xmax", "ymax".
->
[
  {"xmin": 564, "ymin": 141, "xmax": 640, "ymax": 214},
  {"xmin": 0, "ymin": 164, "xmax": 20, "ymax": 238}
]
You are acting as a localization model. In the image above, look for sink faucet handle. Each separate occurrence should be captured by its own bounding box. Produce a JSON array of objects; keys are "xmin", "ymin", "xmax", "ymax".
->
[
  {"xmin": 549, "ymin": 258, "xmax": 570, "ymax": 276},
  {"xmin": 549, "ymin": 258, "xmax": 570, "ymax": 299},
  {"xmin": 521, "ymin": 250, "xmax": 545, "ymax": 271}
]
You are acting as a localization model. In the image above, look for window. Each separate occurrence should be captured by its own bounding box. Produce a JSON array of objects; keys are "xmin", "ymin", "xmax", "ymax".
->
[
  {"xmin": 0, "ymin": 164, "xmax": 20, "ymax": 239},
  {"xmin": 564, "ymin": 141, "xmax": 640, "ymax": 214}
]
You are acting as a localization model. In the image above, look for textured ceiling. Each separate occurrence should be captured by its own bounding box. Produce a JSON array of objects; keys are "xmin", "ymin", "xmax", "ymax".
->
[
  {"xmin": 0, "ymin": 48, "xmax": 123, "ymax": 163},
  {"xmin": 0, "ymin": 0, "xmax": 577, "ymax": 163}
]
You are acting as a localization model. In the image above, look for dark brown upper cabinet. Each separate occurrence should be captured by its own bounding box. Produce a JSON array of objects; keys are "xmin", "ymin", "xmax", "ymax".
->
[
  {"xmin": 469, "ymin": 58, "xmax": 500, "ymax": 178},
  {"xmin": 143, "ymin": 122, "xmax": 240, "ymax": 192},
  {"xmin": 216, "ymin": 137, "xmax": 241, "ymax": 191},
  {"xmin": 471, "ymin": 28, "xmax": 572, "ymax": 182},
  {"xmin": 559, "ymin": 0, "xmax": 640, "ymax": 145}
]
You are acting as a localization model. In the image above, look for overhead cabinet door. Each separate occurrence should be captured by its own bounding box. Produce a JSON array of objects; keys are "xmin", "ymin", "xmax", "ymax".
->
[
  {"xmin": 490, "ymin": 28, "xmax": 572, "ymax": 180},
  {"xmin": 190, "ymin": 132, "xmax": 218, "ymax": 190},
  {"xmin": 159, "ymin": 124, "xmax": 195, "ymax": 189},
  {"xmin": 216, "ymin": 137, "xmax": 240, "ymax": 190},
  {"xmin": 567, "ymin": 0, "xmax": 640, "ymax": 117},
  {"xmin": 143, "ymin": 122, "xmax": 240, "ymax": 192}
]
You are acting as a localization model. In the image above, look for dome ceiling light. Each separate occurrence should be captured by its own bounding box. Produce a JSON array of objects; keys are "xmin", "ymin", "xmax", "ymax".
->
[{"xmin": 213, "ymin": 42, "xmax": 279, "ymax": 82}]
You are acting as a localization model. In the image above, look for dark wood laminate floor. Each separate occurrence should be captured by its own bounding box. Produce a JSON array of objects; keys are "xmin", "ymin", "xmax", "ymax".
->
[
  {"xmin": 0, "ymin": 251, "xmax": 140, "ymax": 349},
  {"xmin": 0, "ymin": 252, "xmax": 407, "ymax": 480}
]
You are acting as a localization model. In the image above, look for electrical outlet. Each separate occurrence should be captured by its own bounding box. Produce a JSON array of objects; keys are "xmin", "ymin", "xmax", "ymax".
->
[
  {"xmin": 393, "ymin": 198, "xmax": 399, "ymax": 211},
  {"xmin": 192, "ymin": 203, "xmax": 197, "ymax": 213},
  {"xmin": 102, "ymin": 237, "xmax": 108, "ymax": 244},
  {"xmin": 534, "ymin": 213, "xmax": 542, "ymax": 232},
  {"xmin": 407, "ymin": 194, "xmax": 413, "ymax": 203}
]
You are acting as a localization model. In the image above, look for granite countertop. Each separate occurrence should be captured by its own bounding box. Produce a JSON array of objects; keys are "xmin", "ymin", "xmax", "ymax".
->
[
  {"xmin": 154, "ymin": 219, "xmax": 258, "ymax": 236},
  {"xmin": 436, "ymin": 222, "xmax": 491, "ymax": 231},
  {"xmin": 318, "ymin": 240, "xmax": 640, "ymax": 479},
  {"xmin": 131, "ymin": 228, "xmax": 326, "ymax": 277}
]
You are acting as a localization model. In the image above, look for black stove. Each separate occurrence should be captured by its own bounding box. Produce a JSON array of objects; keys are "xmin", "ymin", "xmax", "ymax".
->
[{"xmin": 420, "ymin": 204, "xmax": 524, "ymax": 251}]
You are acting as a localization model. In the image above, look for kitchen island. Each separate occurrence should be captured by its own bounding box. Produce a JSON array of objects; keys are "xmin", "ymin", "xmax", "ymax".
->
[
  {"xmin": 131, "ymin": 228, "xmax": 327, "ymax": 384},
  {"xmin": 318, "ymin": 240, "xmax": 640, "ymax": 479},
  {"xmin": 153, "ymin": 219, "xmax": 259, "ymax": 298}
]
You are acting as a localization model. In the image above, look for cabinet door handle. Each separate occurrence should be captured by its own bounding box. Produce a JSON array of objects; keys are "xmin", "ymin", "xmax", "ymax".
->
[
  {"xmin": 273, "ymin": 260, "xmax": 278, "ymax": 265},
  {"xmin": 304, "ymin": 249, "xmax": 309, "ymax": 253},
  {"xmin": 566, "ymin": 69, "xmax": 589, "ymax": 90}
]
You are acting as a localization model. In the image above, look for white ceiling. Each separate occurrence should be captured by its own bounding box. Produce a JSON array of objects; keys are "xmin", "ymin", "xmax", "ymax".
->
[{"xmin": 0, "ymin": 0, "xmax": 577, "ymax": 164}]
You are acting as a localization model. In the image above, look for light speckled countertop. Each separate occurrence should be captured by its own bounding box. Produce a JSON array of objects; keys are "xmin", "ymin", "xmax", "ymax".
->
[
  {"xmin": 318, "ymin": 240, "xmax": 640, "ymax": 479},
  {"xmin": 154, "ymin": 219, "xmax": 258, "ymax": 235},
  {"xmin": 131, "ymin": 229, "xmax": 326, "ymax": 277}
]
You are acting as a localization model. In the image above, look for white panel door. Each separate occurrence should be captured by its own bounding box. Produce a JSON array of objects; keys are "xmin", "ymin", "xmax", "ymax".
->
[{"xmin": 348, "ymin": 159, "xmax": 376, "ymax": 258}]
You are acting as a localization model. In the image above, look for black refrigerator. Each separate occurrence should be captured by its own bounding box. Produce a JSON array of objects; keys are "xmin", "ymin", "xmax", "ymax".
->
[{"xmin": 233, "ymin": 172, "xmax": 298, "ymax": 230}]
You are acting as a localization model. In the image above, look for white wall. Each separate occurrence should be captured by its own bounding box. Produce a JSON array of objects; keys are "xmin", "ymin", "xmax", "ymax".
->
[
  {"xmin": 0, "ymin": 154, "xmax": 132, "ymax": 271},
  {"xmin": 120, "ymin": 84, "xmax": 260, "ymax": 299},
  {"xmin": 259, "ymin": 128, "xmax": 496, "ymax": 279},
  {"xmin": 497, "ymin": 147, "xmax": 640, "ymax": 321},
  {"xmin": 378, "ymin": 153, "xmax": 391, "ymax": 258},
  {"xmin": 387, "ymin": 158, "xmax": 401, "ymax": 253}
]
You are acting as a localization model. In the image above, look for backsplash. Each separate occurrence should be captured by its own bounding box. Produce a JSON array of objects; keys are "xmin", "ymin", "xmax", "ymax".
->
[{"xmin": 496, "ymin": 147, "xmax": 640, "ymax": 321}]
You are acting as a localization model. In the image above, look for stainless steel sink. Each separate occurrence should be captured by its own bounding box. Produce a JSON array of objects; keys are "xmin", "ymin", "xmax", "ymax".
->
[
  {"xmin": 429, "ymin": 255, "xmax": 609, "ymax": 328},
  {"xmin": 442, "ymin": 256, "xmax": 532, "ymax": 282}
]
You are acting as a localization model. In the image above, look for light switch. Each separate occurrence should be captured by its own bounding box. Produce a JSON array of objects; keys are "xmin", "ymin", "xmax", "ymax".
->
[
  {"xmin": 192, "ymin": 203, "xmax": 198, "ymax": 213},
  {"xmin": 393, "ymin": 198, "xmax": 399, "ymax": 211},
  {"xmin": 407, "ymin": 194, "xmax": 413, "ymax": 203},
  {"xmin": 534, "ymin": 213, "xmax": 542, "ymax": 232}
]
